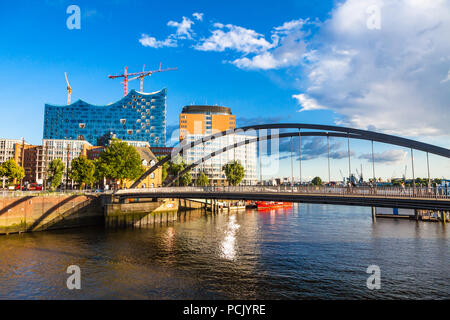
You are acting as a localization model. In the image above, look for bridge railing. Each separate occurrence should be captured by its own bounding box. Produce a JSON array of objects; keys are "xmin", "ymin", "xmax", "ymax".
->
[{"xmin": 116, "ymin": 185, "xmax": 450, "ymax": 199}]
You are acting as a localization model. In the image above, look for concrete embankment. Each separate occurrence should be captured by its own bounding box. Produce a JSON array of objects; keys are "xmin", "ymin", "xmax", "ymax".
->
[
  {"xmin": 0, "ymin": 194, "xmax": 186, "ymax": 235},
  {"xmin": 0, "ymin": 194, "xmax": 103, "ymax": 234},
  {"xmin": 104, "ymin": 198, "xmax": 179, "ymax": 228}
]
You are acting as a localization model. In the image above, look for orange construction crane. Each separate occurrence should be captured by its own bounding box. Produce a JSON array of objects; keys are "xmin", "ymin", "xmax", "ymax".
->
[
  {"xmin": 109, "ymin": 64, "xmax": 177, "ymax": 96},
  {"xmin": 64, "ymin": 72, "xmax": 72, "ymax": 105},
  {"xmin": 128, "ymin": 63, "xmax": 177, "ymax": 92}
]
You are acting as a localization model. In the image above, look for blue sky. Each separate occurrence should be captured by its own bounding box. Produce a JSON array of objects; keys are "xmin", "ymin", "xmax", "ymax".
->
[{"xmin": 1, "ymin": 0, "xmax": 449, "ymax": 180}]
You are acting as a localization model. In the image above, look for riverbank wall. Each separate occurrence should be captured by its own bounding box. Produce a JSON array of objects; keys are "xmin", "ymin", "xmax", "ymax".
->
[
  {"xmin": 104, "ymin": 198, "xmax": 179, "ymax": 228},
  {"xmin": 0, "ymin": 194, "xmax": 189, "ymax": 235},
  {"xmin": 0, "ymin": 194, "xmax": 103, "ymax": 234}
]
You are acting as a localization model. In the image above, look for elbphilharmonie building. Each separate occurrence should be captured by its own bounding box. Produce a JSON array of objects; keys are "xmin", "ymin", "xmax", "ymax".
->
[{"xmin": 43, "ymin": 89, "xmax": 167, "ymax": 147}]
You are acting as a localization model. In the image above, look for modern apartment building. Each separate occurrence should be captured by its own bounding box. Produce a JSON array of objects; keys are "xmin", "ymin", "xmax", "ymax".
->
[
  {"xmin": 14, "ymin": 144, "xmax": 40, "ymax": 184},
  {"xmin": 43, "ymin": 89, "xmax": 167, "ymax": 147},
  {"xmin": 180, "ymin": 105, "xmax": 235, "ymax": 140},
  {"xmin": 0, "ymin": 139, "xmax": 24, "ymax": 163},
  {"xmin": 35, "ymin": 139, "xmax": 92, "ymax": 186},
  {"xmin": 179, "ymin": 105, "xmax": 256, "ymax": 185}
]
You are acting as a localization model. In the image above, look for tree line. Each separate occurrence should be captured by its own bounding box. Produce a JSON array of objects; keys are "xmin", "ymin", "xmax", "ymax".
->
[
  {"xmin": 1, "ymin": 140, "xmax": 248, "ymax": 189},
  {"xmin": 159, "ymin": 157, "xmax": 245, "ymax": 187}
]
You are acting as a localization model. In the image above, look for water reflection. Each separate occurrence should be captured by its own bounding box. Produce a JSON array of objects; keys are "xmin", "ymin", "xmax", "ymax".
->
[
  {"xmin": 220, "ymin": 214, "xmax": 240, "ymax": 260},
  {"xmin": 0, "ymin": 204, "xmax": 448, "ymax": 299},
  {"xmin": 164, "ymin": 227, "xmax": 175, "ymax": 251}
]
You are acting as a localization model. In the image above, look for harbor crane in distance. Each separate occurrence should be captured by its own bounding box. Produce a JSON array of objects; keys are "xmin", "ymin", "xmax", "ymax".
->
[
  {"xmin": 339, "ymin": 169, "xmax": 345, "ymax": 185},
  {"xmin": 64, "ymin": 72, "xmax": 72, "ymax": 105},
  {"xmin": 108, "ymin": 63, "xmax": 177, "ymax": 96},
  {"xmin": 128, "ymin": 63, "xmax": 177, "ymax": 92}
]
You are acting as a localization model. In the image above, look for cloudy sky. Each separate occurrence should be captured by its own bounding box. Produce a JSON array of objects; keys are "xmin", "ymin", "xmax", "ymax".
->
[{"xmin": 1, "ymin": 0, "xmax": 449, "ymax": 180}]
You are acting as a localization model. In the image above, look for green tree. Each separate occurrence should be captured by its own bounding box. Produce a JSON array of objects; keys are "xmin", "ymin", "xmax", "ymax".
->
[
  {"xmin": 0, "ymin": 159, "xmax": 25, "ymax": 184},
  {"xmin": 70, "ymin": 155, "xmax": 96, "ymax": 189},
  {"xmin": 311, "ymin": 176, "xmax": 322, "ymax": 186},
  {"xmin": 167, "ymin": 158, "xmax": 192, "ymax": 186},
  {"xmin": 196, "ymin": 171, "xmax": 209, "ymax": 186},
  {"xmin": 92, "ymin": 158, "xmax": 108, "ymax": 184},
  {"xmin": 97, "ymin": 139, "xmax": 144, "ymax": 188},
  {"xmin": 222, "ymin": 160, "xmax": 245, "ymax": 186},
  {"xmin": 180, "ymin": 172, "xmax": 192, "ymax": 186},
  {"xmin": 0, "ymin": 163, "xmax": 6, "ymax": 178},
  {"xmin": 47, "ymin": 158, "xmax": 65, "ymax": 191}
]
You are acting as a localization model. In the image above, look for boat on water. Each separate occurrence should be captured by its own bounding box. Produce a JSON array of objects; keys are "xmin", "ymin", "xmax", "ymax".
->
[{"xmin": 255, "ymin": 201, "xmax": 293, "ymax": 210}]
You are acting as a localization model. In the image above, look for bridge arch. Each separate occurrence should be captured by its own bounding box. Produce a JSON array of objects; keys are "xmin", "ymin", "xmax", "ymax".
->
[{"xmin": 131, "ymin": 123, "xmax": 450, "ymax": 188}]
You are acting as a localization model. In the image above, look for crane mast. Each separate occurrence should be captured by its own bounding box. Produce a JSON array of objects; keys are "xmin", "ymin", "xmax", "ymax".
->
[{"xmin": 64, "ymin": 72, "xmax": 72, "ymax": 105}]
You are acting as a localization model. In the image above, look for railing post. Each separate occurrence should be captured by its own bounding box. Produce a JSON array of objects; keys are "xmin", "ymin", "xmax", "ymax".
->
[
  {"xmin": 347, "ymin": 133, "xmax": 351, "ymax": 186},
  {"xmin": 327, "ymin": 134, "xmax": 331, "ymax": 184},
  {"xmin": 298, "ymin": 129, "xmax": 302, "ymax": 186},
  {"xmin": 411, "ymin": 148, "xmax": 416, "ymax": 197},
  {"xmin": 290, "ymin": 136, "xmax": 294, "ymax": 192}
]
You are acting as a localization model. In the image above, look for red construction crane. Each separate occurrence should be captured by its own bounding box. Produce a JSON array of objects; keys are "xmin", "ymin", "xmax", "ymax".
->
[
  {"xmin": 108, "ymin": 64, "xmax": 177, "ymax": 96},
  {"xmin": 128, "ymin": 63, "xmax": 177, "ymax": 92}
]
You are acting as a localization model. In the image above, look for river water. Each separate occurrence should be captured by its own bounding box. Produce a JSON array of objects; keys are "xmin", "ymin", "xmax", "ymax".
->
[{"xmin": 0, "ymin": 204, "xmax": 448, "ymax": 299}]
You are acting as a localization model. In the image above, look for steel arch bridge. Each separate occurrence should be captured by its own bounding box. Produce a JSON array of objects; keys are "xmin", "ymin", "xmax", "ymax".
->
[{"xmin": 130, "ymin": 123, "xmax": 450, "ymax": 188}]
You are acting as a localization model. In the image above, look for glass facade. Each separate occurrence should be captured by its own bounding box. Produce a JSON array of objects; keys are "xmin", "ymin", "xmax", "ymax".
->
[
  {"xmin": 182, "ymin": 133, "xmax": 258, "ymax": 185},
  {"xmin": 43, "ymin": 89, "xmax": 167, "ymax": 147}
]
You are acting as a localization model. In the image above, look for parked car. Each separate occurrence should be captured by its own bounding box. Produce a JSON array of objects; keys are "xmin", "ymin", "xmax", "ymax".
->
[
  {"xmin": 14, "ymin": 184, "xmax": 25, "ymax": 190},
  {"xmin": 26, "ymin": 183, "xmax": 43, "ymax": 191}
]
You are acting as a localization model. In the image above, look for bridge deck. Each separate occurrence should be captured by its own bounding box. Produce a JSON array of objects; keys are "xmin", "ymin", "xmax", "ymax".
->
[{"xmin": 115, "ymin": 187, "xmax": 450, "ymax": 211}]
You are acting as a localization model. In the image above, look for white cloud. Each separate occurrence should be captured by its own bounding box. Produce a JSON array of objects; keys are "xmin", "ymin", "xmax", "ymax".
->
[
  {"xmin": 139, "ymin": 14, "xmax": 197, "ymax": 48},
  {"xmin": 195, "ymin": 23, "xmax": 275, "ymax": 54},
  {"xmin": 199, "ymin": 18, "xmax": 309, "ymax": 70},
  {"xmin": 232, "ymin": 52, "xmax": 280, "ymax": 70},
  {"xmin": 193, "ymin": 12, "xmax": 203, "ymax": 21},
  {"xmin": 167, "ymin": 16, "xmax": 195, "ymax": 39},
  {"xmin": 359, "ymin": 149, "xmax": 408, "ymax": 164},
  {"xmin": 273, "ymin": 18, "xmax": 308, "ymax": 34},
  {"xmin": 298, "ymin": 0, "xmax": 450, "ymax": 136},
  {"xmin": 293, "ymin": 94, "xmax": 327, "ymax": 112},
  {"xmin": 138, "ymin": 5, "xmax": 450, "ymax": 138},
  {"xmin": 138, "ymin": 34, "xmax": 177, "ymax": 48},
  {"xmin": 441, "ymin": 69, "xmax": 450, "ymax": 83}
]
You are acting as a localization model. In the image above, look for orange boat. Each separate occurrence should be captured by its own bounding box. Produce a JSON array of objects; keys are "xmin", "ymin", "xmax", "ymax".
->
[{"xmin": 256, "ymin": 201, "xmax": 293, "ymax": 210}]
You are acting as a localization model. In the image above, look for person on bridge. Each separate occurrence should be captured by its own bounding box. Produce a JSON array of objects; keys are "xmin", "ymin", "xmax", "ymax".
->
[{"xmin": 400, "ymin": 182, "xmax": 406, "ymax": 194}]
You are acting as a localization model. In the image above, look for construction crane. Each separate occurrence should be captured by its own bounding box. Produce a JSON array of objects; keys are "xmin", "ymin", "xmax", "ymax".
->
[
  {"xmin": 128, "ymin": 63, "xmax": 177, "ymax": 92},
  {"xmin": 64, "ymin": 72, "xmax": 72, "ymax": 105},
  {"xmin": 108, "ymin": 66, "xmax": 132, "ymax": 97},
  {"xmin": 108, "ymin": 64, "xmax": 177, "ymax": 96},
  {"xmin": 339, "ymin": 169, "xmax": 345, "ymax": 184},
  {"xmin": 356, "ymin": 164, "xmax": 363, "ymax": 184}
]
